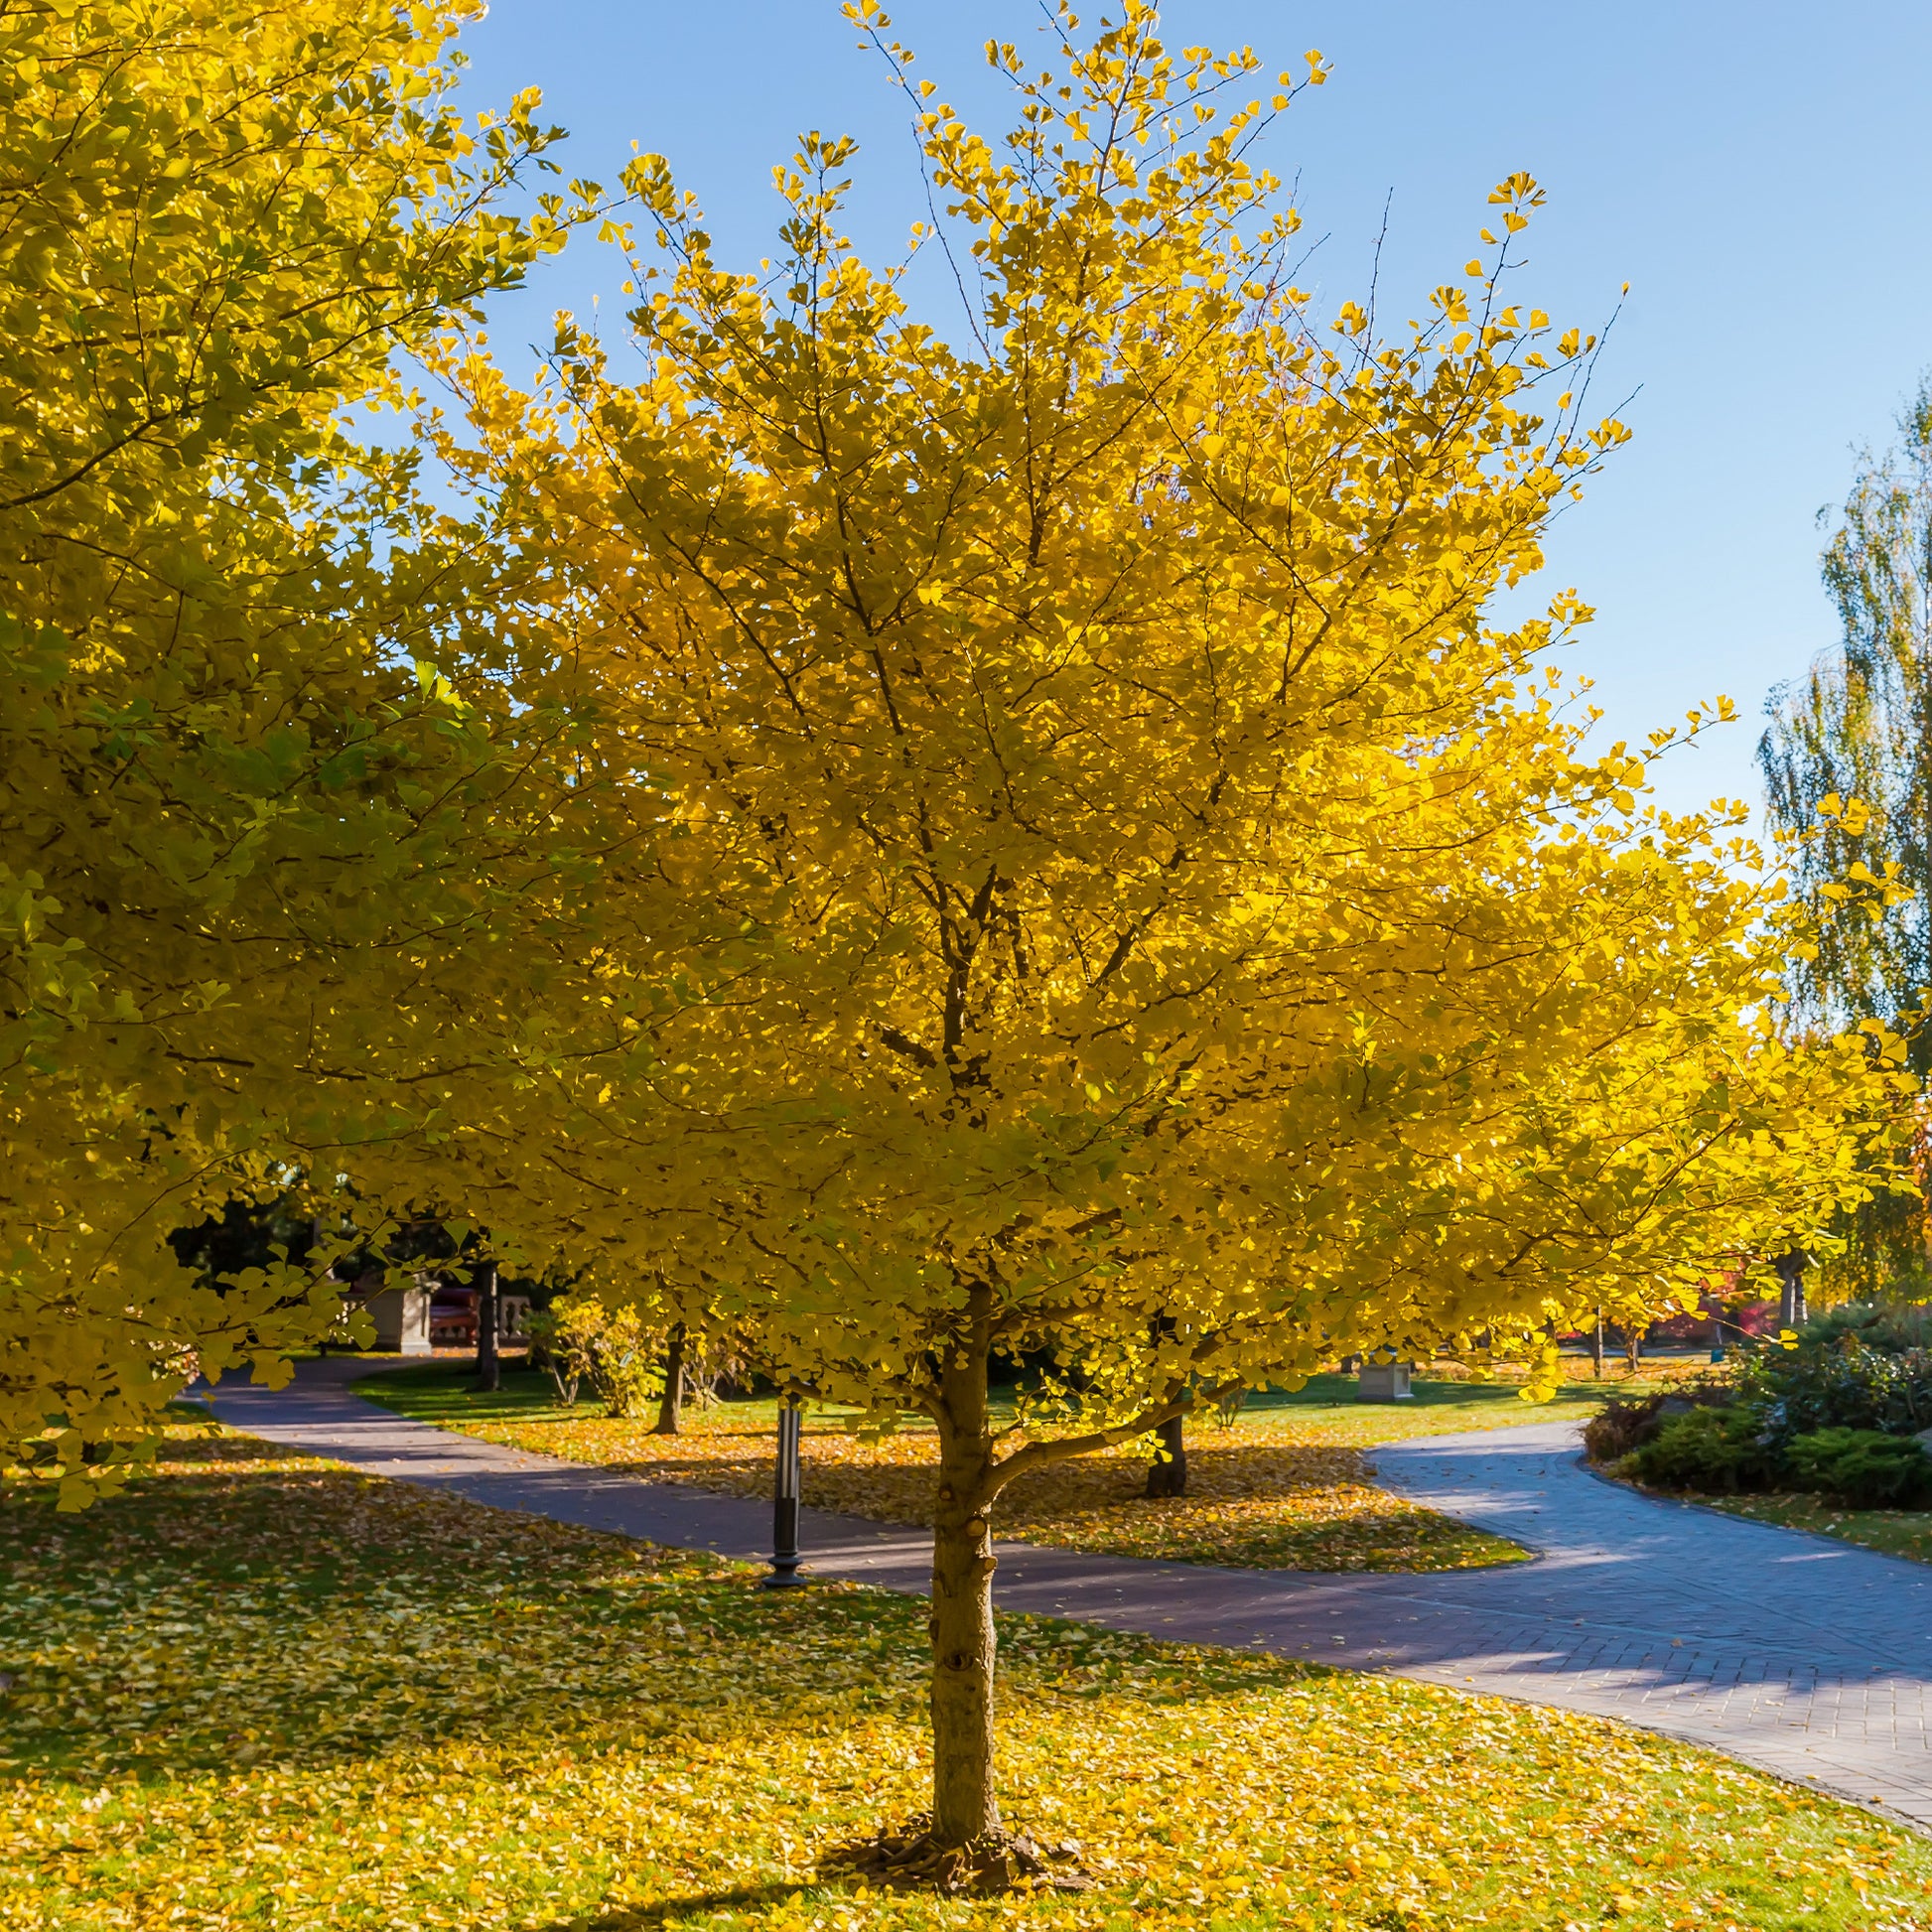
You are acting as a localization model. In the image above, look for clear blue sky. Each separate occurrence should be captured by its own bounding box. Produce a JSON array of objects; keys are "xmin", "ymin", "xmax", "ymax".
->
[{"xmin": 446, "ymin": 2, "xmax": 1932, "ymax": 825}]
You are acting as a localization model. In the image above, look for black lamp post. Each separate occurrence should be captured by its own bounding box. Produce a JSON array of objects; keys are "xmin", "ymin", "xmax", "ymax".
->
[{"xmin": 764, "ymin": 1395, "xmax": 805, "ymax": 1588}]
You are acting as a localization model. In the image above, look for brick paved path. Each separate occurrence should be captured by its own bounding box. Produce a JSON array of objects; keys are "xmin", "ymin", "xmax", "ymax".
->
[{"xmin": 209, "ymin": 1360, "xmax": 1932, "ymax": 1829}]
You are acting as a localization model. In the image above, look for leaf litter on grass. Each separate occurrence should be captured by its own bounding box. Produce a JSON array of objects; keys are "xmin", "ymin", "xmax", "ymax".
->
[{"xmin": 6, "ymin": 1425, "xmax": 1932, "ymax": 1930}]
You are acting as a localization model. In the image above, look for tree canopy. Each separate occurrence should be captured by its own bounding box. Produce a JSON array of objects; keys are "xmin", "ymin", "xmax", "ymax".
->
[
  {"xmin": 0, "ymin": 0, "xmax": 577, "ymax": 1497},
  {"xmin": 1759, "ymin": 380, "xmax": 1932, "ymax": 1293},
  {"xmin": 402, "ymin": 2, "xmax": 1905, "ymax": 1867},
  {"xmin": 1761, "ymin": 378, "xmax": 1932, "ymax": 1051},
  {"xmin": 3, "ymin": 0, "xmax": 1906, "ymax": 1877}
]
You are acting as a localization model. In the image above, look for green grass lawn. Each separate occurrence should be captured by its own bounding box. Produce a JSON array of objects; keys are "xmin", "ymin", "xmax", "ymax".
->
[
  {"xmin": 5, "ymin": 1422, "xmax": 1928, "ymax": 1931},
  {"xmin": 356, "ymin": 1366, "xmax": 1584, "ymax": 1574},
  {"xmin": 1693, "ymin": 1490, "xmax": 1932, "ymax": 1565}
]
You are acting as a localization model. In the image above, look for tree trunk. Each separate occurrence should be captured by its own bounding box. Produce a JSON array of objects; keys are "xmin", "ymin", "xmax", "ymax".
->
[
  {"xmin": 1590, "ymin": 1313, "xmax": 1604, "ymax": 1378},
  {"xmin": 1775, "ymin": 1251, "xmax": 1809, "ymax": 1331},
  {"xmin": 653, "ymin": 1322, "xmax": 686, "ymax": 1436},
  {"xmin": 929, "ymin": 1342, "xmax": 1000, "ymax": 1849},
  {"xmin": 473, "ymin": 1259, "xmax": 499, "ymax": 1393},
  {"xmin": 1144, "ymin": 1412, "xmax": 1186, "ymax": 1498}
]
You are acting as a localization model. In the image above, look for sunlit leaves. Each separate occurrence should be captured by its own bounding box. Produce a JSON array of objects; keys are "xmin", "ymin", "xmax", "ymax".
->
[
  {"xmin": 0, "ymin": 1, "xmax": 578, "ymax": 1488},
  {"xmin": 416, "ymin": 5, "xmax": 1904, "ymax": 1457}
]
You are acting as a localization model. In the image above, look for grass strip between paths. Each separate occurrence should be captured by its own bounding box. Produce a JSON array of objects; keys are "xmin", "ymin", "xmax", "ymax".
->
[
  {"xmin": 356, "ymin": 1367, "xmax": 1705, "ymax": 1576},
  {"xmin": 1675, "ymin": 1490, "xmax": 1932, "ymax": 1568}
]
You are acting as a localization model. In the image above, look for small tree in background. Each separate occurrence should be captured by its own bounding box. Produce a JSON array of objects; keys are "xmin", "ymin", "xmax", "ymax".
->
[
  {"xmin": 1761, "ymin": 380, "xmax": 1932, "ymax": 1296},
  {"xmin": 541, "ymin": 1294, "xmax": 666, "ymax": 1420}
]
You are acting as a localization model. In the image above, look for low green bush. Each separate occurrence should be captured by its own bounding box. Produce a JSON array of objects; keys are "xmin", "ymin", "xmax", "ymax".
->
[
  {"xmin": 1621, "ymin": 1406, "xmax": 1780, "ymax": 1494},
  {"xmin": 1785, "ymin": 1427, "xmax": 1932, "ymax": 1509}
]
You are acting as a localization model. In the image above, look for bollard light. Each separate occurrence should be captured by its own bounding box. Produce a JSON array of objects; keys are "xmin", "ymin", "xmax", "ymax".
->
[{"xmin": 764, "ymin": 1395, "xmax": 805, "ymax": 1588}]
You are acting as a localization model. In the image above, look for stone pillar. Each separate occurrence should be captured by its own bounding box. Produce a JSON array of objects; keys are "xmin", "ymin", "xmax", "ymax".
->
[
  {"xmin": 366, "ymin": 1285, "xmax": 432, "ymax": 1354},
  {"xmin": 1356, "ymin": 1360, "xmax": 1413, "ymax": 1402}
]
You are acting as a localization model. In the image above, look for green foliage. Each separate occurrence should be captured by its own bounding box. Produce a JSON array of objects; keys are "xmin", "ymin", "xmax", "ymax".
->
[
  {"xmin": 1608, "ymin": 1330, "xmax": 1932, "ymax": 1506},
  {"xmin": 1795, "ymin": 1299, "xmax": 1932, "ymax": 1355},
  {"xmin": 1622, "ymin": 1407, "xmax": 1781, "ymax": 1494},
  {"xmin": 1785, "ymin": 1426, "xmax": 1932, "ymax": 1509},
  {"xmin": 1760, "ymin": 378, "xmax": 1932, "ymax": 1056},
  {"xmin": 1758, "ymin": 380, "xmax": 1932, "ymax": 1296},
  {"xmin": 1734, "ymin": 1333, "xmax": 1932, "ymax": 1441},
  {"xmin": 1581, "ymin": 1387, "xmax": 1731, "ymax": 1462}
]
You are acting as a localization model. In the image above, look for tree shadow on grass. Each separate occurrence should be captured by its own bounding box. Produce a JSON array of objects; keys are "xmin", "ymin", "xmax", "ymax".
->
[
  {"xmin": 3, "ymin": 1459, "xmax": 917, "ymax": 1784},
  {"xmin": 535, "ymin": 1880, "xmax": 821, "ymax": 1929},
  {"xmin": 2, "ymin": 1448, "xmax": 1323, "ymax": 1799}
]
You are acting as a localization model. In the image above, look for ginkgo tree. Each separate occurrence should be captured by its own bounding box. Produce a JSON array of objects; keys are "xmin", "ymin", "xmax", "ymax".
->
[
  {"xmin": 402, "ymin": 1, "xmax": 1901, "ymax": 1885},
  {"xmin": 0, "ymin": 0, "xmax": 589, "ymax": 1496}
]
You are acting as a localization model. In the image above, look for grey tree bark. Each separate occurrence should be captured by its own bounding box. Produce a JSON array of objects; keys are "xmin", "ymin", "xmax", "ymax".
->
[
  {"xmin": 653, "ymin": 1322, "xmax": 686, "ymax": 1436},
  {"xmin": 929, "ymin": 1340, "xmax": 1000, "ymax": 1847},
  {"xmin": 912, "ymin": 1304, "xmax": 1192, "ymax": 1858},
  {"xmin": 1775, "ymin": 1251, "xmax": 1810, "ymax": 1331}
]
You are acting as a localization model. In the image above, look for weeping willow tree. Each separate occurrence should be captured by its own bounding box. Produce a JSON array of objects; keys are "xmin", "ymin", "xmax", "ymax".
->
[{"xmin": 1760, "ymin": 379, "xmax": 1932, "ymax": 1297}]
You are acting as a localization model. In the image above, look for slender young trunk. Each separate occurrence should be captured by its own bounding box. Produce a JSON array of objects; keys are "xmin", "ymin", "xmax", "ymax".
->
[
  {"xmin": 1590, "ymin": 1313, "xmax": 1604, "ymax": 1379},
  {"xmin": 929, "ymin": 1337, "xmax": 1000, "ymax": 1848},
  {"xmin": 1776, "ymin": 1252, "xmax": 1809, "ymax": 1332},
  {"xmin": 1144, "ymin": 1413, "xmax": 1187, "ymax": 1498},
  {"xmin": 473, "ymin": 1259, "xmax": 499, "ymax": 1393},
  {"xmin": 653, "ymin": 1323, "xmax": 686, "ymax": 1436}
]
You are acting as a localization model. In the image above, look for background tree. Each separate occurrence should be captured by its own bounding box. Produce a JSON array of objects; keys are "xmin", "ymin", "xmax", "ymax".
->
[
  {"xmin": 422, "ymin": 3, "xmax": 1903, "ymax": 1881},
  {"xmin": 1760, "ymin": 379, "xmax": 1932, "ymax": 1296},
  {"xmin": 0, "ymin": 0, "xmax": 581, "ymax": 1498}
]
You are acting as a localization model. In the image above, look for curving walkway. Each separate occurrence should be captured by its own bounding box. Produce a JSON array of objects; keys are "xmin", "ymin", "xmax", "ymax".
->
[{"xmin": 207, "ymin": 1360, "xmax": 1932, "ymax": 1830}]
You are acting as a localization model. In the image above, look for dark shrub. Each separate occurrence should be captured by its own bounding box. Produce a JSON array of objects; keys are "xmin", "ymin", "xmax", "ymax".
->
[
  {"xmin": 1622, "ymin": 1407, "xmax": 1782, "ymax": 1494},
  {"xmin": 1583, "ymin": 1383, "xmax": 1734, "ymax": 1464},
  {"xmin": 1583, "ymin": 1394, "xmax": 1670, "ymax": 1462},
  {"xmin": 1734, "ymin": 1337, "xmax": 1932, "ymax": 1443},
  {"xmin": 1794, "ymin": 1303, "xmax": 1932, "ymax": 1356},
  {"xmin": 1785, "ymin": 1428, "xmax": 1932, "ymax": 1509}
]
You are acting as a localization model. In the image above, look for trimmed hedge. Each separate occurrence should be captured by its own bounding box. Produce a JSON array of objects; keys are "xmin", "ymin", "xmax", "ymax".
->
[
  {"xmin": 1785, "ymin": 1428, "xmax": 1932, "ymax": 1509},
  {"xmin": 1622, "ymin": 1407, "xmax": 1780, "ymax": 1494},
  {"xmin": 1619, "ymin": 1408, "xmax": 1932, "ymax": 1509}
]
